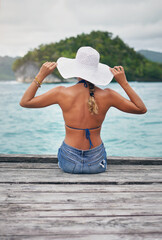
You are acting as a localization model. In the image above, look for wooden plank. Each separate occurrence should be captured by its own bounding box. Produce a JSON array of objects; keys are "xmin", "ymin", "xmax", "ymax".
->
[
  {"xmin": 0, "ymin": 162, "xmax": 57, "ymax": 169},
  {"xmin": 1, "ymin": 191, "xmax": 162, "ymax": 203},
  {"xmin": 1, "ymin": 183, "xmax": 161, "ymax": 217},
  {"xmin": 1, "ymin": 162, "xmax": 162, "ymax": 170},
  {"xmin": 0, "ymin": 154, "xmax": 162, "ymax": 165},
  {"xmin": 0, "ymin": 233, "xmax": 161, "ymax": 240},
  {"xmin": 0, "ymin": 166, "xmax": 162, "ymax": 184},
  {"xmin": 0, "ymin": 183, "xmax": 161, "ymax": 192},
  {"xmin": 1, "ymin": 194, "xmax": 162, "ymax": 213},
  {"xmin": 1, "ymin": 163, "xmax": 162, "ymax": 172},
  {"xmin": 0, "ymin": 154, "xmax": 58, "ymax": 163},
  {"xmin": 0, "ymin": 216, "xmax": 162, "ymax": 235},
  {"xmin": 1, "ymin": 204, "xmax": 162, "ymax": 217},
  {"xmin": 0, "ymin": 162, "xmax": 53, "ymax": 169}
]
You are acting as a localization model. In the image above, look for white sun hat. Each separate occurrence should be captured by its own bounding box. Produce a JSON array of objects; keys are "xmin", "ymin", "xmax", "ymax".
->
[{"xmin": 57, "ymin": 46, "xmax": 114, "ymax": 86}]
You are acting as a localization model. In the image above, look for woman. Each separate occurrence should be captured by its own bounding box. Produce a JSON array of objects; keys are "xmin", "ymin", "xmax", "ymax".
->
[{"xmin": 20, "ymin": 46, "xmax": 147, "ymax": 174}]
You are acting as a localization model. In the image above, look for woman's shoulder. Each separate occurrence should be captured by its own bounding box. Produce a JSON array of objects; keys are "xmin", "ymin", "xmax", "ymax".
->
[
  {"xmin": 95, "ymin": 86, "xmax": 112, "ymax": 96},
  {"xmin": 52, "ymin": 84, "xmax": 77, "ymax": 100}
]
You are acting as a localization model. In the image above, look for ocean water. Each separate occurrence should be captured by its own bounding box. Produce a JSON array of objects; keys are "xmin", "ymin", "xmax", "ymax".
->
[{"xmin": 0, "ymin": 80, "xmax": 162, "ymax": 157}]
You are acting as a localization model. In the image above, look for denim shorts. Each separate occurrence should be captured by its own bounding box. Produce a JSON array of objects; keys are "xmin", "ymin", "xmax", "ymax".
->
[{"xmin": 57, "ymin": 141, "xmax": 107, "ymax": 174}]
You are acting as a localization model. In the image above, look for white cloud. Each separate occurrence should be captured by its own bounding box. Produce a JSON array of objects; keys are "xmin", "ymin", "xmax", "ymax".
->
[{"xmin": 0, "ymin": 0, "xmax": 162, "ymax": 56}]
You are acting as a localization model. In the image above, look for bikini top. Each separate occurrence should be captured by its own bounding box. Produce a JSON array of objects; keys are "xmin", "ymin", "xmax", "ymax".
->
[{"xmin": 65, "ymin": 79, "xmax": 101, "ymax": 149}]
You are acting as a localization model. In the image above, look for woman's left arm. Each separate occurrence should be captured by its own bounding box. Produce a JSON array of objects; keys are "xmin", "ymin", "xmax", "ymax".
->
[{"xmin": 19, "ymin": 62, "xmax": 64, "ymax": 108}]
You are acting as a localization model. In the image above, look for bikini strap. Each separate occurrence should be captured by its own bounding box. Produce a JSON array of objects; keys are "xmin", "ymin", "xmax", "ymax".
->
[
  {"xmin": 77, "ymin": 79, "xmax": 88, "ymax": 88},
  {"xmin": 66, "ymin": 125, "xmax": 100, "ymax": 131}
]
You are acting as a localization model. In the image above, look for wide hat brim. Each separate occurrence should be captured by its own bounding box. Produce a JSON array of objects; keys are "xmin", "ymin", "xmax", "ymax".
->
[{"xmin": 57, "ymin": 57, "xmax": 114, "ymax": 86}]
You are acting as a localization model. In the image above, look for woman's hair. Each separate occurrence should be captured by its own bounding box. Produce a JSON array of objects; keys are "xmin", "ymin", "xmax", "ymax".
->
[{"xmin": 87, "ymin": 82, "xmax": 98, "ymax": 115}]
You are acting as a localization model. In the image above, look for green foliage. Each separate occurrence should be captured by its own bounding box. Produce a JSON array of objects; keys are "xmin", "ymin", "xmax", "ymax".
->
[{"xmin": 12, "ymin": 30, "xmax": 162, "ymax": 82}]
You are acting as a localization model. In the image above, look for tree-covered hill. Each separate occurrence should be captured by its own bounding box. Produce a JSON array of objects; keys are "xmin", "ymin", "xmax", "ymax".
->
[
  {"xmin": 13, "ymin": 31, "xmax": 162, "ymax": 82},
  {"xmin": 0, "ymin": 56, "xmax": 19, "ymax": 80}
]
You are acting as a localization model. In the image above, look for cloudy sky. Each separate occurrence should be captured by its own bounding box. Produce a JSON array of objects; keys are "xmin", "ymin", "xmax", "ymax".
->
[{"xmin": 0, "ymin": 0, "xmax": 162, "ymax": 57}]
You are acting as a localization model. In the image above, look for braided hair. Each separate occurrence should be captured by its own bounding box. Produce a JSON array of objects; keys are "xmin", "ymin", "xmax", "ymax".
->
[{"xmin": 87, "ymin": 82, "xmax": 98, "ymax": 115}]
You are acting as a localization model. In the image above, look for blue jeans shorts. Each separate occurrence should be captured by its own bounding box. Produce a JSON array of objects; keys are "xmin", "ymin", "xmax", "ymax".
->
[{"xmin": 57, "ymin": 141, "xmax": 107, "ymax": 174}]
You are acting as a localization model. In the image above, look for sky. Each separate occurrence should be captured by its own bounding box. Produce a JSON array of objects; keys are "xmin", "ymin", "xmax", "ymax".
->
[{"xmin": 0, "ymin": 0, "xmax": 162, "ymax": 57}]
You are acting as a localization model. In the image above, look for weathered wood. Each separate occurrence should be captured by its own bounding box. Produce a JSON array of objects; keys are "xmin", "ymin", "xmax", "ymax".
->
[
  {"xmin": 0, "ymin": 216, "xmax": 162, "ymax": 235},
  {"xmin": 1, "ymin": 190, "xmax": 162, "ymax": 216},
  {"xmin": 1, "ymin": 191, "xmax": 162, "ymax": 204},
  {"xmin": 0, "ymin": 165, "xmax": 162, "ymax": 184},
  {"xmin": 0, "ymin": 154, "xmax": 162, "ymax": 164},
  {"xmin": 0, "ymin": 234, "xmax": 161, "ymax": 240},
  {"xmin": 1, "ymin": 206, "xmax": 162, "ymax": 218},
  {"xmin": 1, "ymin": 162, "xmax": 162, "ymax": 170},
  {"xmin": 0, "ymin": 157, "xmax": 162, "ymax": 239},
  {"xmin": 0, "ymin": 183, "xmax": 161, "ymax": 192}
]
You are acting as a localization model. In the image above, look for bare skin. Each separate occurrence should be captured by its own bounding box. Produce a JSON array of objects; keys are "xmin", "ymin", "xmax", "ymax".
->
[{"xmin": 20, "ymin": 62, "xmax": 147, "ymax": 150}]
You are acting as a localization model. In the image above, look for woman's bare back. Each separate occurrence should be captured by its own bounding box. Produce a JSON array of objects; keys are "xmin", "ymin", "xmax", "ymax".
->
[{"xmin": 58, "ymin": 82, "xmax": 112, "ymax": 149}]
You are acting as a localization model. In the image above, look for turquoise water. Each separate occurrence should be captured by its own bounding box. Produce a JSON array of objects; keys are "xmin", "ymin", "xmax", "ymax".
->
[{"xmin": 0, "ymin": 81, "xmax": 162, "ymax": 157}]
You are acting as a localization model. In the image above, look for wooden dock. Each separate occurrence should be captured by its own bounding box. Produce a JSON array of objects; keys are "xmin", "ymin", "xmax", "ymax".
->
[{"xmin": 0, "ymin": 154, "xmax": 162, "ymax": 240}]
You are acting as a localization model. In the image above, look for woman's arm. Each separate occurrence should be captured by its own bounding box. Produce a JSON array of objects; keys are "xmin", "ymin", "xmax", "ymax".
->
[
  {"xmin": 19, "ymin": 62, "xmax": 64, "ymax": 108},
  {"xmin": 108, "ymin": 66, "xmax": 147, "ymax": 114}
]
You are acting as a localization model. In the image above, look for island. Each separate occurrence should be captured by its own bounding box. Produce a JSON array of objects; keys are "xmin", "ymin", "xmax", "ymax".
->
[{"xmin": 12, "ymin": 31, "xmax": 162, "ymax": 83}]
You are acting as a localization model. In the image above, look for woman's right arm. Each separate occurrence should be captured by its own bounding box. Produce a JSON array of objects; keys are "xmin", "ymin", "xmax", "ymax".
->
[{"xmin": 108, "ymin": 66, "xmax": 147, "ymax": 114}]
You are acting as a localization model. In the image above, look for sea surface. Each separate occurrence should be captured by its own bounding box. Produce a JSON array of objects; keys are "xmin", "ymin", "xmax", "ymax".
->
[{"xmin": 0, "ymin": 80, "xmax": 162, "ymax": 157}]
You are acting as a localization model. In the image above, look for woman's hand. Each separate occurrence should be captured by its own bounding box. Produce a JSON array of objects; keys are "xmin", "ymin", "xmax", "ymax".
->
[
  {"xmin": 36, "ymin": 62, "xmax": 57, "ymax": 82},
  {"xmin": 110, "ymin": 66, "xmax": 128, "ymax": 86}
]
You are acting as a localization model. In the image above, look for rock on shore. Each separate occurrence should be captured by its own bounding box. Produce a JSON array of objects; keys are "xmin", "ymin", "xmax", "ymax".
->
[{"xmin": 15, "ymin": 61, "xmax": 62, "ymax": 83}]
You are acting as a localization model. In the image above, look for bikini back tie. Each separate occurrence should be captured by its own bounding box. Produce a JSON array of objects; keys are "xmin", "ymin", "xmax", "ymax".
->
[
  {"xmin": 77, "ymin": 79, "xmax": 88, "ymax": 88},
  {"xmin": 66, "ymin": 125, "xmax": 100, "ymax": 149}
]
